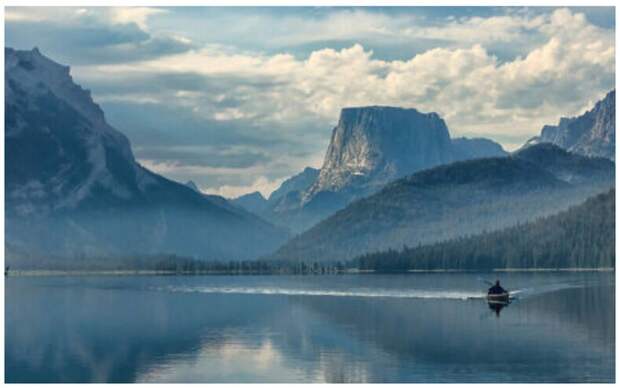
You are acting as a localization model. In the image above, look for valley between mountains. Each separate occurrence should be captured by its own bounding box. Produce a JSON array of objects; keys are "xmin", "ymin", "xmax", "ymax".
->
[{"xmin": 5, "ymin": 47, "xmax": 615, "ymax": 271}]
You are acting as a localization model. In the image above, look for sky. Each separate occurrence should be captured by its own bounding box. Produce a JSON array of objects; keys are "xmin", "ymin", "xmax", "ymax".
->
[{"xmin": 5, "ymin": 6, "xmax": 616, "ymax": 198}]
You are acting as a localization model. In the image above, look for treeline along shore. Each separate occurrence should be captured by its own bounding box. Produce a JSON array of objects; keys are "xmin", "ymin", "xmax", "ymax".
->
[{"xmin": 6, "ymin": 189, "xmax": 614, "ymax": 276}]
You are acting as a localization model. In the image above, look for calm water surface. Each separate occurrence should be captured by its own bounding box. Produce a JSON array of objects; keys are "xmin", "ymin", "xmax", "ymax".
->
[{"xmin": 5, "ymin": 272, "xmax": 615, "ymax": 383}]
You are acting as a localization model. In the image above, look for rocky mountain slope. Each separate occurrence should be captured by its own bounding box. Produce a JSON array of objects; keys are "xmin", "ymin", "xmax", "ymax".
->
[
  {"xmin": 525, "ymin": 90, "xmax": 615, "ymax": 160},
  {"xmin": 231, "ymin": 168, "xmax": 319, "ymax": 220},
  {"xmin": 5, "ymin": 47, "xmax": 288, "ymax": 265},
  {"xmin": 269, "ymin": 167, "xmax": 319, "ymax": 204},
  {"xmin": 303, "ymin": 106, "xmax": 454, "ymax": 203},
  {"xmin": 269, "ymin": 144, "xmax": 614, "ymax": 262},
  {"xmin": 260, "ymin": 107, "xmax": 506, "ymax": 233}
]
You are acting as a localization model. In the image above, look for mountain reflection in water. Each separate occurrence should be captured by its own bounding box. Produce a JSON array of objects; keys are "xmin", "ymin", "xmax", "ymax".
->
[{"xmin": 5, "ymin": 272, "xmax": 614, "ymax": 383}]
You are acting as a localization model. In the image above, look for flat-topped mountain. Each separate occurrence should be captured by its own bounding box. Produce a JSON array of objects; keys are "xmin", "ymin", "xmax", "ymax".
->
[
  {"xmin": 5, "ymin": 47, "xmax": 288, "ymax": 265},
  {"xmin": 303, "ymin": 106, "xmax": 454, "ymax": 203},
  {"xmin": 262, "ymin": 106, "xmax": 506, "ymax": 232}
]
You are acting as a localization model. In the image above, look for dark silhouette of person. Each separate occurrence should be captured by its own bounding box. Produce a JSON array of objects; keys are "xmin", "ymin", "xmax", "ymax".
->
[{"xmin": 488, "ymin": 280, "xmax": 506, "ymax": 295}]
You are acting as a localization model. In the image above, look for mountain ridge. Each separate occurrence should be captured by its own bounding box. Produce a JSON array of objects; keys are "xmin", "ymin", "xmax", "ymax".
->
[
  {"xmin": 525, "ymin": 90, "xmax": 615, "ymax": 160},
  {"xmin": 260, "ymin": 106, "xmax": 507, "ymax": 233},
  {"xmin": 356, "ymin": 189, "xmax": 615, "ymax": 271},
  {"xmin": 268, "ymin": 143, "xmax": 614, "ymax": 262},
  {"xmin": 5, "ymin": 47, "xmax": 288, "ymax": 263}
]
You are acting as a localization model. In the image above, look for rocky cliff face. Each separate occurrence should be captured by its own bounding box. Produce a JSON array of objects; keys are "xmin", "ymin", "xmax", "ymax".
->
[
  {"xmin": 264, "ymin": 106, "xmax": 506, "ymax": 233},
  {"xmin": 6, "ymin": 47, "xmax": 145, "ymax": 217},
  {"xmin": 5, "ymin": 48, "xmax": 287, "ymax": 263},
  {"xmin": 526, "ymin": 90, "xmax": 615, "ymax": 160},
  {"xmin": 268, "ymin": 167, "xmax": 319, "ymax": 204},
  {"xmin": 303, "ymin": 106, "xmax": 454, "ymax": 204}
]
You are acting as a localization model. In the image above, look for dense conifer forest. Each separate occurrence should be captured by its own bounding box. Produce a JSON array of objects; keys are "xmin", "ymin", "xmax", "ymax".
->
[{"xmin": 355, "ymin": 189, "xmax": 615, "ymax": 271}]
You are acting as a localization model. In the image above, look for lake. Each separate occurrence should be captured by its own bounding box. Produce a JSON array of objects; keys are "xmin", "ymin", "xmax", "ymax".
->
[{"xmin": 5, "ymin": 272, "xmax": 615, "ymax": 383}]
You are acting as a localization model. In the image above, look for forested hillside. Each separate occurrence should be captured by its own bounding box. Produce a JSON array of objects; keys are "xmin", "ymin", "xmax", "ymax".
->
[
  {"xmin": 356, "ymin": 190, "xmax": 615, "ymax": 271},
  {"xmin": 270, "ymin": 145, "xmax": 614, "ymax": 262}
]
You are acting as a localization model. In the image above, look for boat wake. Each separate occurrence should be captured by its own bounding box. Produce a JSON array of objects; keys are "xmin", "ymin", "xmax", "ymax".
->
[
  {"xmin": 508, "ymin": 281, "xmax": 592, "ymax": 300},
  {"xmin": 156, "ymin": 286, "xmax": 487, "ymax": 300},
  {"xmin": 154, "ymin": 279, "xmax": 603, "ymax": 302}
]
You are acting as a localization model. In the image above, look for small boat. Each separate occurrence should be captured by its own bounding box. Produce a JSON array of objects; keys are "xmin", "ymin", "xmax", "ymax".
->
[
  {"xmin": 487, "ymin": 292, "xmax": 510, "ymax": 303},
  {"xmin": 486, "ymin": 280, "xmax": 509, "ymax": 303}
]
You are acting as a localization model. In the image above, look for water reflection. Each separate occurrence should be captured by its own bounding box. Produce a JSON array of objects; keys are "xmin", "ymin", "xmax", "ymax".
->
[
  {"xmin": 5, "ymin": 273, "xmax": 615, "ymax": 383},
  {"xmin": 488, "ymin": 301, "xmax": 509, "ymax": 317}
]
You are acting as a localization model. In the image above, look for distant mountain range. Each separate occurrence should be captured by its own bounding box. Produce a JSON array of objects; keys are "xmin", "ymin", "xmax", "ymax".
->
[
  {"xmin": 269, "ymin": 144, "xmax": 614, "ymax": 262},
  {"xmin": 231, "ymin": 191, "xmax": 269, "ymax": 214},
  {"xmin": 230, "ymin": 167, "xmax": 320, "ymax": 220},
  {"xmin": 5, "ymin": 47, "xmax": 615, "ymax": 270},
  {"xmin": 525, "ymin": 90, "xmax": 615, "ymax": 160},
  {"xmin": 5, "ymin": 47, "xmax": 288, "ymax": 265},
  {"xmin": 235, "ymin": 106, "xmax": 507, "ymax": 232},
  {"xmin": 357, "ymin": 189, "xmax": 615, "ymax": 271}
]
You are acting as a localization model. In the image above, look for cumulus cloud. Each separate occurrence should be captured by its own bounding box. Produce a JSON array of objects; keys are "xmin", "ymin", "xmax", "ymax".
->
[
  {"xmin": 82, "ymin": 8, "xmax": 614, "ymax": 145},
  {"xmin": 6, "ymin": 7, "xmax": 615, "ymax": 197},
  {"xmin": 206, "ymin": 176, "xmax": 286, "ymax": 199},
  {"xmin": 138, "ymin": 159, "xmax": 289, "ymax": 199},
  {"xmin": 106, "ymin": 7, "xmax": 167, "ymax": 30}
]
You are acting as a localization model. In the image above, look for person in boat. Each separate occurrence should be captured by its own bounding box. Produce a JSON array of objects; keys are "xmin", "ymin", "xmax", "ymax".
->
[{"xmin": 488, "ymin": 280, "xmax": 506, "ymax": 295}]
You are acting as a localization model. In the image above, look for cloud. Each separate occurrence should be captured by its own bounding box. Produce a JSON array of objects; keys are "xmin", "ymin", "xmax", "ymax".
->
[
  {"xmin": 138, "ymin": 159, "xmax": 291, "ymax": 199},
  {"xmin": 5, "ymin": 7, "xmax": 192, "ymax": 64},
  {"xmin": 206, "ymin": 176, "xmax": 286, "ymax": 199},
  {"xmin": 132, "ymin": 7, "xmax": 612, "ymax": 62},
  {"xmin": 82, "ymin": 8, "xmax": 613, "ymax": 142},
  {"xmin": 5, "ymin": 8, "xmax": 51, "ymax": 22},
  {"xmin": 106, "ymin": 7, "xmax": 167, "ymax": 30},
  {"xmin": 6, "ymin": 7, "xmax": 615, "ymax": 197},
  {"xmin": 134, "ymin": 145, "xmax": 270, "ymax": 169},
  {"xmin": 6, "ymin": 6, "xmax": 166, "ymax": 29}
]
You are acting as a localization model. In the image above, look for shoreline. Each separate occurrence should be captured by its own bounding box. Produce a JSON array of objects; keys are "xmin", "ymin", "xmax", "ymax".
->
[
  {"xmin": 5, "ymin": 267, "xmax": 614, "ymax": 277},
  {"xmin": 493, "ymin": 267, "xmax": 615, "ymax": 272}
]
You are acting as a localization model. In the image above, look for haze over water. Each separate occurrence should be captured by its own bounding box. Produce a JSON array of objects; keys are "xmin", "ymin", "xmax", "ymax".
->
[{"xmin": 5, "ymin": 272, "xmax": 614, "ymax": 383}]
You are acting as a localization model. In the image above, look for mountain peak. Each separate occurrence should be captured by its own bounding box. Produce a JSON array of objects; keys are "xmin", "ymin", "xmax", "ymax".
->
[
  {"xmin": 524, "ymin": 90, "xmax": 615, "ymax": 160},
  {"xmin": 340, "ymin": 105, "xmax": 426, "ymax": 114},
  {"xmin": 5, "ymin": 48, "xmax": 288, "ymax": 261},
  {"xmin": 337, "ymin": 106, "xmax": 442, "ymax": 129},
  {"xmin": 231, "ymin": 191, "xmax": 268, "ymax": 214},
  {"xmin": 6, "ymin": 47, "xmax": 106, "ymax": 127},
  {"xmin": 234, "ymin": 191, "xmax": 266, "ymax": 201},
  {"xmin": 305, "ymin": 105, "xmax": 453, "ymax": 201},
  {"xmin": 185, "ymin": 180, "xmax": 201, "ymax": 193},
  {"xmin": 268, "ymin": 167, "xmax": 319, "ymax": 203},
  {"xmin": 263, "ymin": 106, "xmax": 505, "ymax": 233}
]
